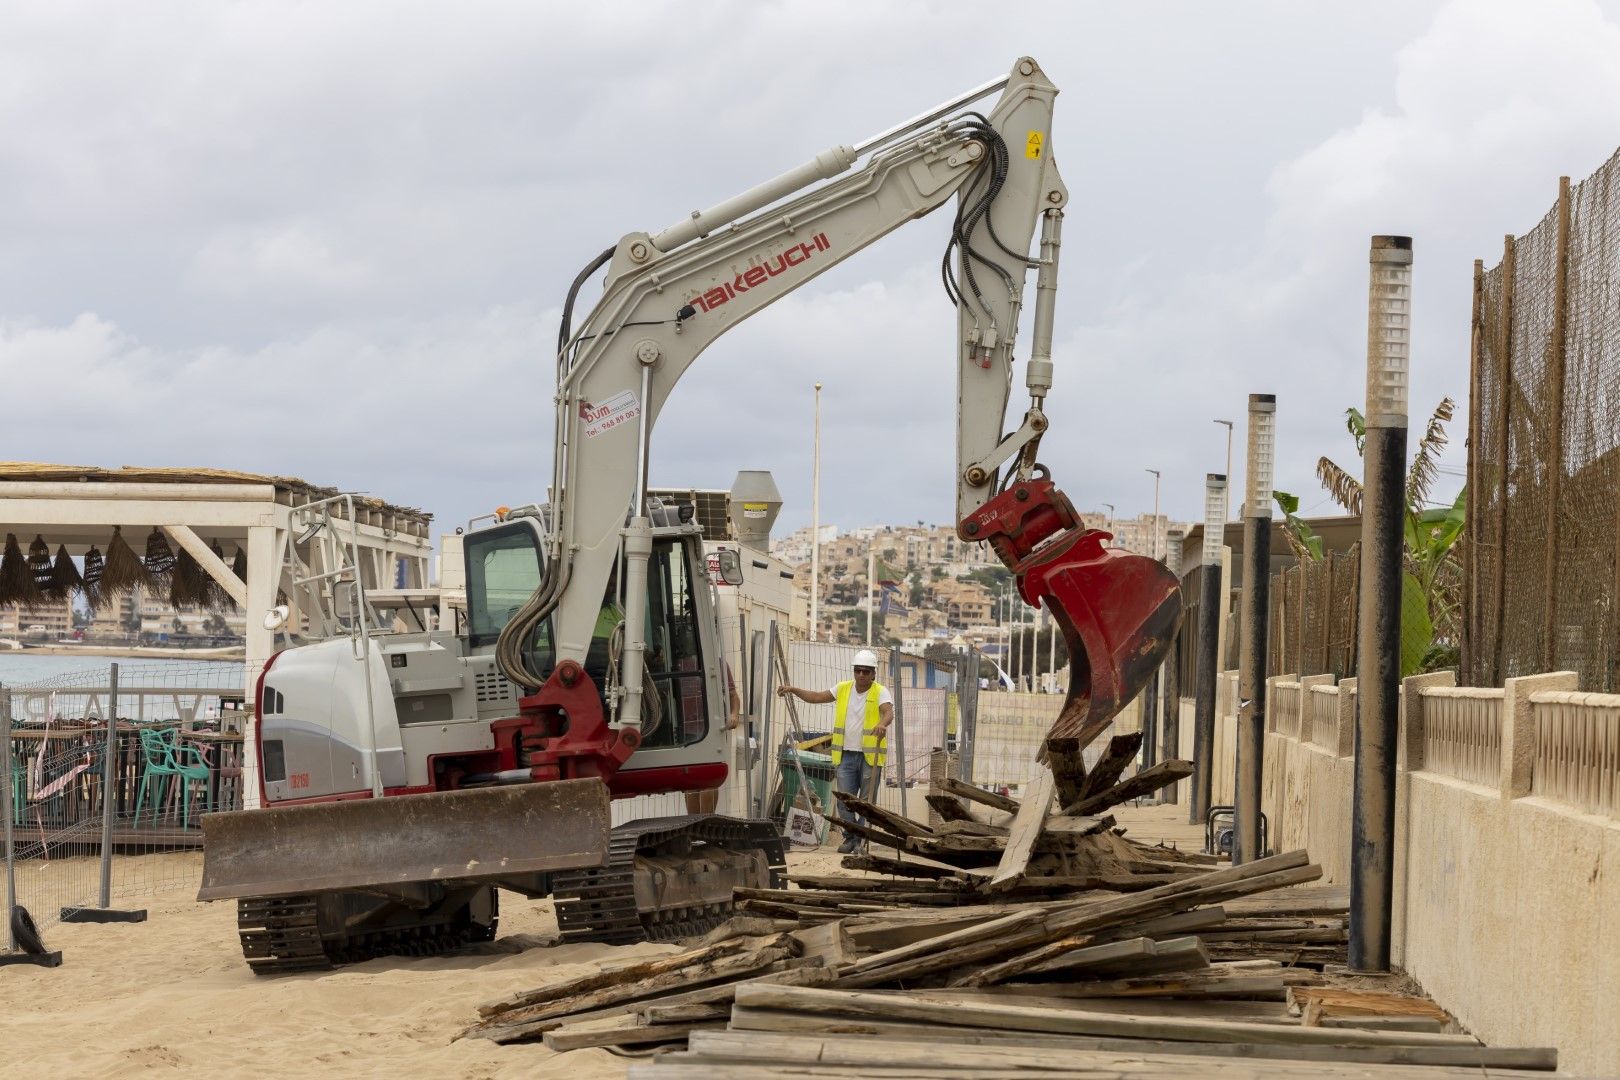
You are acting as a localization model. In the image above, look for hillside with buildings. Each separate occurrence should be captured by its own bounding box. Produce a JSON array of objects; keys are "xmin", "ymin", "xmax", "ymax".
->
[{"xmin": 771, "ymin": 511, "xmax": 1186, "ymax": 670}]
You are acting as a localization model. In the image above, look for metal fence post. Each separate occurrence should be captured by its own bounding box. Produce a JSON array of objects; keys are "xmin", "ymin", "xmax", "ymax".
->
[
  {"xmin": 99, "ymin": 663, "xmax": 118, "ymax": 908},
  {"xmin": 757, "ymin": 622, "xmax": 779, "ymax": 820},
  {"xmin": 889, "ymin": 650, "xmax": 908, "ymax": 819},
  {"xmin": 1541, "ymin": 176, "xmax": 1571, "ymax": 673},
  {"xmin": 57, "ymin": 663, "xmax": 147, "ymax": 925},
  {"xmin": 1350, "ymin": 235, "xmax": 1412, "ymax": 973},
  {"xmin": 2, "ymin": 686, "xmax": 14, "ymax": 953},
  {"xmin": 956, "ymin": 646, "xmax": 978, "ymax": 784}
]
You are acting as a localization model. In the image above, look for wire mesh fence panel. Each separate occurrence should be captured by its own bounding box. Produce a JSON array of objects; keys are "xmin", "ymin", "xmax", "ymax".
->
[
  {"xmin": 760, "ymin": 637, "xmax": 960, "ymax": 835},
  {"xmin": 2, "ymin": 660, "xmax": 245, "ymax": 936},
  {"xmin": 1470, "ymin": 151, "xmax": 1620, "ymax": 690}
]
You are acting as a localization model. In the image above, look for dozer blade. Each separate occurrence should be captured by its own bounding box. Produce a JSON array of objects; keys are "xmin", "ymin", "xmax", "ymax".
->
[
  {"xmin": 1026, "ymin": 529, "xmax": 1184, "ymax": 751},
  {"xmin": 197, "ymin": 779, "xmax": 610, "ymax": 902}
]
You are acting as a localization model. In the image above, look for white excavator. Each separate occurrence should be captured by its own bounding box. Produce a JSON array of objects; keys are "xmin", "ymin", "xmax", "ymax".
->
[{"xmin": 197, "ymin": 56, "xmax": 1183, "ymax": 973}]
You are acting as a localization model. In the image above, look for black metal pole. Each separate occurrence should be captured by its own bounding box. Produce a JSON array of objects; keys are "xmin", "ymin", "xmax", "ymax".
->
[
  {"xmin": 1141, "ymin": 669, "xmax": 1158, "ymax": 770},
  {"xmin": 1160, "ymin": 636, "xmax": 1180, "ymax": 797},
  {"xmin": 1161, "ymin": 530, "xmax": 1184, "ymax": 796},
  {"xmin": 1235, "ymin": 394, "xmax": 1276, "ymax": 864},
  {"xmin": 1190, "ymin": 474, "xmax": 1227, "ymax": 826},
  {"xmin": 1350, "ymin": 235, "xmax": 1412, "ymax": 972}
]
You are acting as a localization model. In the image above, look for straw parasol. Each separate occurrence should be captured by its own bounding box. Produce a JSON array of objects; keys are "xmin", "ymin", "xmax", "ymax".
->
[
  {"xmin": 169, "ymin": 548, "xmax": 212, "ymax": 610},
  {"xmin": 82, "ymin": 546, "xmax": 105, "ymax": 609},
  {"xmin": 47, "ymin": 545, "xmax": 83, "ymax": 602},
  {"xmin": 0, "ymin": 533, "xmax": 45, "ymax": 611},
  {"xmin": 142, "ymin": 527, "xmax": 177, "ymax": 589},
  {"xmin": 99, "ymin": 526, "xmax": 153, "ymax": 599}
]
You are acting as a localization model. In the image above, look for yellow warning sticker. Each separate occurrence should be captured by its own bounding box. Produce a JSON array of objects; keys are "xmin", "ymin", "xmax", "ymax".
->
[{"xmin": 1026, "ymin": 130, "xmax": 1043, "ymax": 159}]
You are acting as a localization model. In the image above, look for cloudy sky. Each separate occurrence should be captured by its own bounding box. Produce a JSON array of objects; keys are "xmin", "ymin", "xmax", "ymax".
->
[{"xmin": 6, "ymin": 1, "xmax": 1620, "ymax": 553}]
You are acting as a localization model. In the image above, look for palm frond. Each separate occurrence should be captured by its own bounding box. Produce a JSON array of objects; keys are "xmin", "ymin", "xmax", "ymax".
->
[
  {"xmin": 1406, "ymin": 397, "xmax": 1456, "ymax": 510},
  {"xmin": 1345, "ymin": 408, "xmax": 1367, "ymax": 455},
  {"xmin": 1316, "ymin": 457, "xmax": 1363, "ymax": 515}
]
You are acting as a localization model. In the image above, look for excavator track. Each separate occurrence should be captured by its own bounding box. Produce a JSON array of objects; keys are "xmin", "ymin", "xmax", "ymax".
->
[
  {"xmin": 552, "ymin": 815, "xmax": 785, "ymax": 945},
  {"xmin": 236, "ymin": 889, "xmax": 499, "ymax": 976}
]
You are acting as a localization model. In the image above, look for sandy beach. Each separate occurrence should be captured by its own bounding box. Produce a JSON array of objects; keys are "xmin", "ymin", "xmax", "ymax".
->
[{"xmin": 1, "ymin": 846, "xmax": 848, "ymax": 1079}]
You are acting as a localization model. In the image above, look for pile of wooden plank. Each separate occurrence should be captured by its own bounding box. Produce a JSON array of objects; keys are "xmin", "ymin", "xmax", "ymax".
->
[{"xmin": 459, "ymin": 765, "xmax": 1557, "ymax": 1073}]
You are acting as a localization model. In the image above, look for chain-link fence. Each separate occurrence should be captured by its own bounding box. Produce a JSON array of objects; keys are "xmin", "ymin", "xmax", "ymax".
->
[
  {"xmin": 2, "ymin": 660, "xmax": 245, "ymax": 961},
  {"xmin": 1268, "ymin": 547, "xmax": 1360, "ymax": 680},
  {"xmin": 1469, "ymin": 149, "xmax": 1620, "ymax": 690}
]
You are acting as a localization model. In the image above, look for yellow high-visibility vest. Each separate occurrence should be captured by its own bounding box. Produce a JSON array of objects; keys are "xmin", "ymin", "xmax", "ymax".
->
[{"xmin": 830, "ymin": 680, "xmax": 888, "ymax": 767}]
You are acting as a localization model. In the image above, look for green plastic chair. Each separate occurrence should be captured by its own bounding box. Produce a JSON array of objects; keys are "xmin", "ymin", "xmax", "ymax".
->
[
  {"xmin": 135, "ymin": 727, "xmax": 211, "ymax": 828},
  {"xmin": 7, "ymin": 756, "xmax": 23, "ymax": 825}
]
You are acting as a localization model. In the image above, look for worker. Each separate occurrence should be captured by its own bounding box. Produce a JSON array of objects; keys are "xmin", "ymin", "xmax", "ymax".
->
[
  {"xmin": 685, "ymin": 662, "xmax": 741, "ymax": 815},
  {"xmin": 776, "ymin": 649, "xmax": 892, "ymax": 854}
]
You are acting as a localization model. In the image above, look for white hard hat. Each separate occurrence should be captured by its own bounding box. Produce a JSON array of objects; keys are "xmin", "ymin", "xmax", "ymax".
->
[{"xmin": 852, "ymin": 649, "xmax": 879, "ymax": 670}]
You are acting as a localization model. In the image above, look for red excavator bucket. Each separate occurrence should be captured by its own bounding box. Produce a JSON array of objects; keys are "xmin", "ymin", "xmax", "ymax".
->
[{"xmin": 962, "ymin": 478, "xmax": 1184, "ymax": 752}]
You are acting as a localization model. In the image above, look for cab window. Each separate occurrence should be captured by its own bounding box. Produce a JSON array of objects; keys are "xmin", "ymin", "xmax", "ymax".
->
[{"xmin": 464, "ymin": 525, "xmax": 546, "ymax": 652}]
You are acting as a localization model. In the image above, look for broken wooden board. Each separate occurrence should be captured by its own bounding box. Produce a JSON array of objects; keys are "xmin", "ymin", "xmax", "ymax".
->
[
  {"xmin": 925, "ymin": 792, "xmax": 976, "ymax": 822},
  {"xmin": 712, "ymin": 1016, "xmax": 1557, "ymax": 1071},
  {"xmin": 1076, "ymin": 732, "xmax": 1144, "ymax": 803},
  {"xmin": 672, "ymin": 1028, "xmax": 1559, "ymax": 1076},
  {"xmin": 1070, "ymin": 759, "xmax": 1194, "ymax": 815},
  {"xmin": 988, "ymin": 769, "xmax": 1055, "ymax": 889},
  {"xmin": 832, "ymin": 791, "xmax": 933, "ymax": 839},
  {"xmin": 468, "ymin": 939, "xmax": 803, "ymax": 1043},
  {"xmin": 1043, "ymin": 736, "xmax": 1089, "ymax": 807},
  {"xmin": 838, "ymin": 851, "xmax": 960, "ymax": 879},
  {"xmin": 1290, "ymin": 987, "xmax": 1454, "ymax": 1029},
  {"xmin": 542, "ymin": 1018, "xmax": 724, "ymax": 1052},
  {"xmin": 731, "ymin": 982, "xmax": 1484, "ymax": 1048},
  {"xmin": 935, "ymin": 776, "xmax": 1021, "ymax": 815}
]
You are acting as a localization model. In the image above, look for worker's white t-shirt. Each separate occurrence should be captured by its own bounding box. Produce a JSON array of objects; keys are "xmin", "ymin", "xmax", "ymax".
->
[{"xmin": 825, "ymin": 682, "xmax": 893, "ymax": 750}]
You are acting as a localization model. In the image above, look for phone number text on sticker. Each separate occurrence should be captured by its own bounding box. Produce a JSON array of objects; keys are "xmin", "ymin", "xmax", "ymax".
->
[{"xmin": 579, "ymin": 389, "xmax": 642, "ymax": 438}]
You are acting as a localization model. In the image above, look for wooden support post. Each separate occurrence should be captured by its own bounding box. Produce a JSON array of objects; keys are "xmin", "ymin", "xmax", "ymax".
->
[
  {"xmin": 1542, "ymin": 176, "xmax": 1571, "ymax": 674},
  {"xmin": 1492, "ymin": 234, "xmax": 1515, "ymax": 684},
  {"xmin": 1465, "ymin": 258, "xmax": 1484, "ymax": 683},
  {"xmin": 159, "ymin": 524, "xmax": 247, "ymax": 607}
]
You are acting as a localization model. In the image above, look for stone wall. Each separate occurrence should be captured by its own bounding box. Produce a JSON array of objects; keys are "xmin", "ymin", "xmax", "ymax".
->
[{"xmin": 1177, "ymin": 670, "xmax": 1620, "ymax": 1075}]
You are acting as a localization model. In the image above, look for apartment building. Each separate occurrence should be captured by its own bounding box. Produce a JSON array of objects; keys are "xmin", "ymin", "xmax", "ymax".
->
[{"xmin": 0, "ymin": 596, "xmax": 74, "ymax": 639}]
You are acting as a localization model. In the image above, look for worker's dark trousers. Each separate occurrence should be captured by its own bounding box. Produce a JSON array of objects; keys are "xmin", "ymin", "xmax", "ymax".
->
[{"xmin": 834, "ymin": 754, "xmax": 880, "ymax": 828}]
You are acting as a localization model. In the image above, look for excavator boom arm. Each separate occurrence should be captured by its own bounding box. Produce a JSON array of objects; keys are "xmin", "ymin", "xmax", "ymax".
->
[{"xmin": 501, "ymin": 54, "xmax": 1180, "ymax": 754}]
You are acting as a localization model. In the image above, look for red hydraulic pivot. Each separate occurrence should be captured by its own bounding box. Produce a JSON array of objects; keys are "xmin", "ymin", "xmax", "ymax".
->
[
  {"xmin": 961, "ymin": 478, "xmax": 1184, "ymax": 751},
  {"xmin": 497, "ymin": 660, "xmax": 641, "ymax": 783}
]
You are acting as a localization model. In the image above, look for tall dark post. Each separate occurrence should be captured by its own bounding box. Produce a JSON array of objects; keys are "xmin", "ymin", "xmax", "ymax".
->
[
  {"xmin": 1141, "ymin": 670, "xmax": 1158, "ymax": 770},
  {"xmin": 1161, "ymin": 528, "xmax": 1185, "ymax": 795},
  {"xmin": 1235, "ymin": 396, "xmax": 1275, "ymax": 864},
  {"xmin": 1190, "ymin": 473, "xmax": 1228, "ymax": 826},
  {"xmin": 1350, "ymin": 235, "xmax": 1412, "ymax": 972}
]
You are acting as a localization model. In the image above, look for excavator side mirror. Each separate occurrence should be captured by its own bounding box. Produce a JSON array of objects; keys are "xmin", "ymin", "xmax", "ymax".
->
[{"xmin": 715, "ymin": 549, "xmax": 744, "ymax": 586}]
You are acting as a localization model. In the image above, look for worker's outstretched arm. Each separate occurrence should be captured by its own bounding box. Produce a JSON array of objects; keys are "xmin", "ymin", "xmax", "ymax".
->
[{"xmin": 776, "ymin": 686, "xmax": 835, "ymax": 705}]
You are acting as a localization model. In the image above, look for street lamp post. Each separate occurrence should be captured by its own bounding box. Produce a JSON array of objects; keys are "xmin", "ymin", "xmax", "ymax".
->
[
  {"xmin": 810, "ymin": 382, "xmax": 822, "ymax": 641},
  {"xmin": 1146, "ymin": 469, "xmax": 1162, "ymax": 559},
  {"xmin": 1102, "ymin": 502, "xmax": 1115, "ymax": 548},
  {"xmin": 1214, "ymin": 419, "xmax": 1234, "ymax": 520},
  {"xmin": 1235, "ymin": 394, "xmax": 1276, "ymax": 864}
]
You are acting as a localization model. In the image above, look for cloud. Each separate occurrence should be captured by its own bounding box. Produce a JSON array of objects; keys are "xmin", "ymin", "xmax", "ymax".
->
[{"xmin": 3, "ymin": 0, "xmax": 1618, "ymax": 553}]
